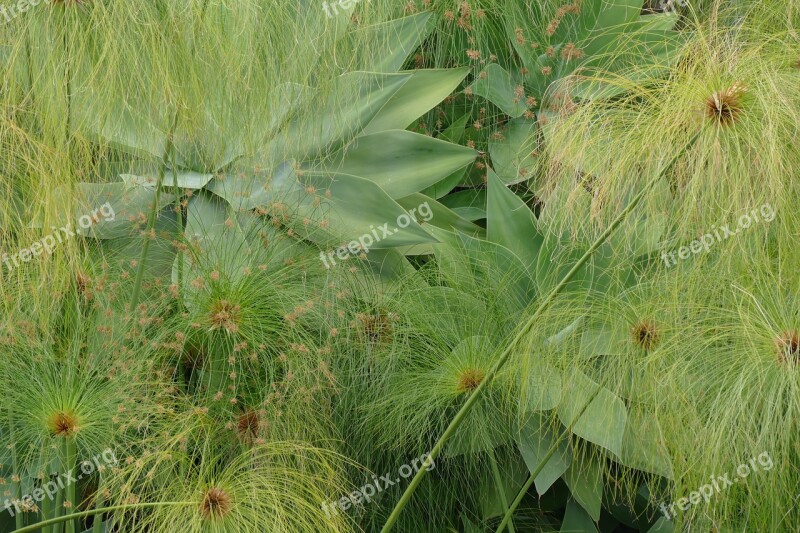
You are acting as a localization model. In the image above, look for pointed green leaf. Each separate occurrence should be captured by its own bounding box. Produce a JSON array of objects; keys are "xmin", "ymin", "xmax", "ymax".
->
[
  {"xmin": 517, "ymin": 414, "xmax": 572, "ymax": 495},
  {"xmin": 563, "ymin": 459, "xmax": 603, "ymax": 523},
  {"xmin": 321, "ymin": 130, "xmax": 476, "ymax": 198},
  {"xmin": 487, "ymin": 169, "xmax": 543, "ymax": 270},
  {"xmin": 557, "ymin": 370, "xmax": 626, "ymax": 459},
  {"xmin": 362, "ymin": 68, "xmax": 470, "ymax": 134},
  {"xmin": 489, "ymin": 117, "xmax": 542, "ymax": 185},
  {"xmin": 468, "ymin": 64, "xmax": 528, "ymax": 118},
  {"xmin": 560, "ymin": 498, "xmax": 600, "ymax": 533}
]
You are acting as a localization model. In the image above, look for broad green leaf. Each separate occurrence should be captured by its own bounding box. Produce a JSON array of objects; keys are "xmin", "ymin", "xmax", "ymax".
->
[
  {"xmin": 266, "ymin": 72, "xmax": 411, "ymax": 161},
  {"xmin": 580, "ymin": 325, "xmax": 625, "ymax": 358},
  {"xmin": 353, "ymin": 12, "xmax": 436, "ymax": 73},
  {"xmin": 439, "ymin": 188, "xmax": 486, "ymax": 220},
  {"xmin": 70, "ymin": 94, "xmax": 168, "ymax": 160},
  {"xmin": 478, "ymin": 451, "xmax": 529, "ymax": 519},
  {"xmin": 422, "ymin": 114, "xmax": 471, "ymax": 199},
  {"xmin": 362, "ymin": 68, "xmax": 469, "ymax": 134},
  {"xmin": 620, "ymin": 407, "xmax": 673, "ymax": 479},
  {"xmin": 177, "ymin": 191, "xmax": 251, "ymax": 305},
  {"xmin": 396, "ymin": 193, "xmax": 484, "ymax": 238},
  {"xmin": 534, "ymin": 229, "xmax": 592, "ymax": 295},
  {"xmin": 298, "ymin": 172, "xmax": 437, "ymax": 249},
  {"xmin": 207, "ymin": 161, "xmax": 302, "ymax": 211},
  {"xmin": 563, "ymin": 458, "xmax": 603, "ymax": 523},
  {"xmin": 561, "ymin": 498, "xmax": 600, "ymax": 533},
  {"xmin": 517, "ymin": 414, "xmax": 571, "ymax": 495},
  {"xmin": 341, "ymin": 11, "xmax": 435, "ymax": 72},
  {"xmin": 523, "ymin": 361, "xmax": 563, "ymax": 412},
  {"xmin": 455, "ymin": 232, "xmax": 537, "ymax": 316},
  {"xmin": 489, "ymin": 117, "xmax": 542, "ymax": 185},
  {"xmin": 121, "ymin": 170, "xmax": 214, "ymax": 190},
  {"xmin": 647, "ymin": 517, "xmax": 674, "ymax": 533},
  {"xmin": 487, "ymin": 170, "xmax": 543, "ymax": 270},
  {"xmin": 59, "ymin": 183, "xmax": 175, "ymax": 239},
  {"xmin": 557, "ymin": 370, "xmax": 626, "ymax": 458},
  {"xmin": 468, "ymin": 64, "xmax": 528, "ymax": 118},
  {"xmin": 95, "ymin": 209, "xmax": 180, "ymax": 281},
  {"xmin": 321, "ymin": 130, "xmax": 476, "ymax": 198}
]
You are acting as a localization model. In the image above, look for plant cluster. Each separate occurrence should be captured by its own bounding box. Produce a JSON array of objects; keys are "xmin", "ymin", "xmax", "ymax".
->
[{"xmin": 0, "ymin": 0, "xmax": 798, "ymax": 532}]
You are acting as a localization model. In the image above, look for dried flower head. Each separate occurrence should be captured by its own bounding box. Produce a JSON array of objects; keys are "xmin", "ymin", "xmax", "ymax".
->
[
  {"xmin": 200, "ymin": 487, "xmax": 233, "ymax": 521},
  {"xmin": 705, "ymin": 83, "xmax": 747, "ymax": 126},
  {"xmin": 47, "ymin": 410, "xmax": 80, "ymax": 438},
  {"xmin": 632, "ymin": 319, "xmax": 660, "ymax": 351},
  {"xmin": 456, "ymin": 368, "xmax": 485, "ymax": 393},
  {"xmin": 209, "ymin": 300, "xmax": 241, "ymax": 334}
]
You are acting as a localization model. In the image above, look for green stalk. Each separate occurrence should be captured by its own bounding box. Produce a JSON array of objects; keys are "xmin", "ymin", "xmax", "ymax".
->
[
  {"xmin": 127, "ymin": 110, "xmax": 180, "ymax": 314},
  {"xmin": 9, "ymin": 421, "xmax": 23, "ymax": 530},
  {"xmin": 53, "ymin": 486, "xmax": 63, "ymax": 533},
  {"xmin": 380, "ymin": 130, "xmax": 705, "ymax": 532},
  {"xmin": 40, "ymin": 476, "xmax": 52, "ymax": 533},
  {"xmin": 63, "ymin": 439, "xmax": 77, "ymax": 533},
  {"xmin": 91, "ymin": 472, "xmax": 105, "ymax": 533},
  {"xmin": 488, "ymin": 449, "xmax": 514, "ymax": 533},
  {"xmin": 11, "ymin": 502, "xmax": 195, "ymax": 533},
  {"xmin": 172, "ymin": 165, "xmax": 184, "ymax": 295},
  {"xmin": 495, "ymin": 386, "xmax": 603, "ymax": 532}
]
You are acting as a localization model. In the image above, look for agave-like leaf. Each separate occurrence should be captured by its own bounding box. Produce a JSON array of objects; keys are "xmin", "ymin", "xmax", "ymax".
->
[{"xmin": 317, "ymin": 129, "xmax": 476, "ymax": 198}]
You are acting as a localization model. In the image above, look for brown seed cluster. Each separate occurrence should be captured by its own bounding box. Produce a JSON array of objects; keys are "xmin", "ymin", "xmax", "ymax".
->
[
  {"xmin": 236, "ymin": 409, "xmax": 260, "ymax": 443},
  {"xmin": 632, "ymin": 319, "xmax": 660, "ymax": 351},
  {"xmin": 456, "ymin": 368, "xmax": 485, "ymax": 393},
  {"xmin": 47, "ymin": 410, "xmax": 80, "ymax": 437},
  {"xmin": 705, "ymin": 83, "xmax": 747, "ymax": 126},
  {"xmin": 355, "ymin": 311, "xmax": 395, "ymax": 344},
  {"xmin": 200, "ymin": 487, "xmax": 232, "ymax": 520},
  {"xmin": 209, "ymin": 300, "xmax": 241, "ymax": 334}
]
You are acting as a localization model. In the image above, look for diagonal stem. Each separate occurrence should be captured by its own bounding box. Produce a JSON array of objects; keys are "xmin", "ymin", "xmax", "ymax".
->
[{"xmin": 380, "ymin": 130, "xmax": 704, "ymax": 532}]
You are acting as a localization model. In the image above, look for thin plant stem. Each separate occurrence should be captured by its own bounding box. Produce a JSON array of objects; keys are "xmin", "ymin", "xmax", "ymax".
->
[
  {"xmin": 91, "ymin": 473, "xmax": 105, "ymax": 533},
  {"xmin": 9, "ymin": 420, "xmax": 23, "ymax": 530},
  {"xmin": 380, "ymin": 129, "xmax": 705, "ymax": 532},
  {"xmin": 11, "ymin": 502, "xmax": 195, "ymax": 533},
  {"xmin": 63, "ymin": 439, "xmax": 77, "ymax": 533},
  {"xmin": 41, "ymin": 478, "xmax": 52, "ymax": 533}
]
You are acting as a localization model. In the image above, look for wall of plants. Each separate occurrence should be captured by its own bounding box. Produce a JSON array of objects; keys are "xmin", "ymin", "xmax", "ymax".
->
[{"xmin": 0, "ymin": 0, "xmax": 798, "ymax": 531}]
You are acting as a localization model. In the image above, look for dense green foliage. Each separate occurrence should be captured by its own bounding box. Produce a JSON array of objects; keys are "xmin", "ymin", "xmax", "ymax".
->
[{"xmin": 0, "ymin": 0, "xmax": 798, "ymax": 532}]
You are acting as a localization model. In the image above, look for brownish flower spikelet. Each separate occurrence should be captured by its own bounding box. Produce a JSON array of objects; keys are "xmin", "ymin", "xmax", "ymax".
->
[
  {"xmin": 47, "ymin": 410, "xmax": 80, "ymax": 437},
  {"xmin": 200, "ymin": 487, "xmax": 233, "ymax": 521},
  {"xmin": 209, "ymin": 300, "xmax": 241, "ymax": 333},
  {"xmin": 236, "ymin": 409, "xmax": 260, "ymax": 444},
  {"xmin": 775, "ymin": 330, "xmax": 799, "ymax": 365},
  {"xmin": 632, "ymin": 319, "xmax": 660, "ymax": 351},
  {"xmin": 456, "ymin": 368, "xmax": 485, "ymax": 393},
  {"xmin": 705, "ymin": 83, "xmax": 747, "ymax": 126}
]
